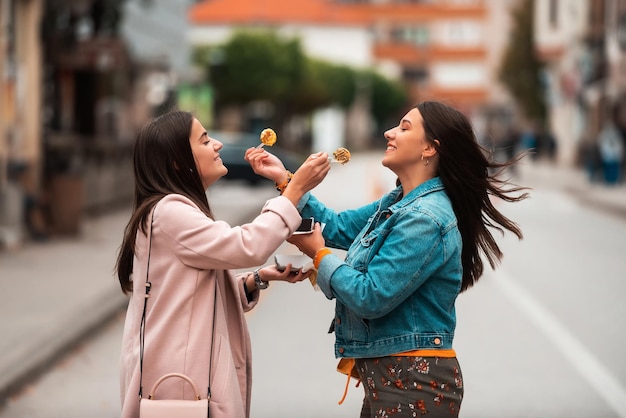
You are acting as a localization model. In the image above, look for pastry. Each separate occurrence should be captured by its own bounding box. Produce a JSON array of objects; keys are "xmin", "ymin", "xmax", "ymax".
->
[
  {"xmin": 332, "ymin": 147, "xmax": 351, "ymax": 164},
  {"xmin": 260, "ymin": 128, "xmax": 277, "ymax": 147}
]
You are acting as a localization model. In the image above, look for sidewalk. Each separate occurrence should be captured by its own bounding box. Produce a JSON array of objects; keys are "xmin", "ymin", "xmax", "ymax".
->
[
  {"xmin": 0, "ymin": 209, "xmax": 131, "ymax": 401},
  {"xmin": 0, "ymin": 182, "xmax": 277, "ymax": 402},
  {"xmin": 515, "ymin": 159, "xmax": 626, "ymax": 221},
  {"xmin": 0, "ymin": 155, "xmax": 624, "ymax": 403}
]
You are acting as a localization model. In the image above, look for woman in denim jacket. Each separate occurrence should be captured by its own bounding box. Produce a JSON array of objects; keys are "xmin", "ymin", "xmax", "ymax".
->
[{"xmin": 247, "ymin": 101, "xmax": 528, "ymax": 417}]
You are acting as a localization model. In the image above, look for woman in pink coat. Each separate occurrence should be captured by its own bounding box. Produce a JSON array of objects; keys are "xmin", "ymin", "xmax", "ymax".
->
[{"xmin": 116, "ymin": 111, "xmax": 330, "ymax": 418}]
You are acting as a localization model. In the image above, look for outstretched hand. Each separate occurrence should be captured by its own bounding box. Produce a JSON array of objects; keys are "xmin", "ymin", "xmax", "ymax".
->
[
  {"xmin": 258, "ymin": 265, "xmax": 314, "ymax": 284},
  {"xmin": 245, "ymin": 148, "xmax": 330, "ymax": 205},
  {"xmin": 282, "ymin": 153, "xmax": 330, "ymax": 204},
  {"xmin": 244, "ymin": 148, "xmax": 286, "ymax": 182}
]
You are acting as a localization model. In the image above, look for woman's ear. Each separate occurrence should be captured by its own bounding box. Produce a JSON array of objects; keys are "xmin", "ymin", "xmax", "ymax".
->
[{"xmin": 423, "ymin": 139, "xmax": 440, "ymax": 158}]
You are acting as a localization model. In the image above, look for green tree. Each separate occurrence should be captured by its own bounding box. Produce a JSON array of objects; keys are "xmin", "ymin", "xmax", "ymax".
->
[
  {"xmin": 498, "ymin": 0, "xmax": 546, "ymax": 123},
  {"xmin": 197, "ymin": 30, "xmax": 305, "ymax": 105},
  {"xmin": 366, "ymin": 70, "xmax": 409, "ymax": 131},
  {"xmin": 290, "ymin": 59, "xmax": 357, "ymax": 113}
]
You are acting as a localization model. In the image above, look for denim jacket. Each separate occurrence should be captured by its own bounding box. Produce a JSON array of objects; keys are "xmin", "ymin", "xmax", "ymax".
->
[{"xmin": 299, "ymin": 177, "xmax": 462, "ymax": 358}]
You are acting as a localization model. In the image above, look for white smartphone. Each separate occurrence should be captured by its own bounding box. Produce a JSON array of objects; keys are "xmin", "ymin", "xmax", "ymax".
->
[
  {"xmin": 274, "ymin": 254, "xmax": 311, "ymax": 272},
  {"xmin": 293, "ymin": 217, "xmax": 314, "ymax": 235}
]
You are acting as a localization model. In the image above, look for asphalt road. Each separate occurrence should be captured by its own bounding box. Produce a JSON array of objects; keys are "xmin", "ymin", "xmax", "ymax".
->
[{"xmin": 1, "ymin": 154, "xmax": 625, "ymax": 418}]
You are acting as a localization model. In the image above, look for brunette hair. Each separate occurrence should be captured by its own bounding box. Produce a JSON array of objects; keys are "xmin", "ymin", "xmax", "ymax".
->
[
  {"xmin": 116, "ymin": 111, "xmax": 214, "ymax": 293},
  {"xmin": 416, "ymin": 101, "xmax": 529, "ymax": 292}
]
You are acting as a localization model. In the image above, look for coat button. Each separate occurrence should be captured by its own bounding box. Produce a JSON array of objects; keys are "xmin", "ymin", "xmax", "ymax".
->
[
  {"xmin": 339, "ymin": 347, "xmax": 345, "ymax": 354},
  {"xmin": 336, "ymin": 318, "xmax": 341, "ymax": 325},
  {"xmin": 433, "ymin": 337, "xmax": 441, "ymax": 345}
]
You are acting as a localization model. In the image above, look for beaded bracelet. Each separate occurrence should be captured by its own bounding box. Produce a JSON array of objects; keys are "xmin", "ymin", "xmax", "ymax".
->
[{"xmin": 275, "ymin": 171, "xmax": 293, "ymax": 194}]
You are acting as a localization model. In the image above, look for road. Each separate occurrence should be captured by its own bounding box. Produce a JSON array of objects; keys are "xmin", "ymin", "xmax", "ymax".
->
[{"xmin": 1, "ymin": 154, "xmax": 625, "ymax": 417}]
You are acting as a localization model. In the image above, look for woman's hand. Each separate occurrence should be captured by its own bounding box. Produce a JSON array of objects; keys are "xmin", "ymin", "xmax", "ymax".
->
[
  {"xmin": 282, "ymin": 153, "xmax": 330, "ymax": 205},
  {"xmin": 244, "ymin": 148, "xmax": 286, "ymax": 183},
  {"xmin": 287, "ymin": 223, "xmax": 326, "ymax": 259},
  {"xmin": 258, "ymin": 265, "xmax": 313, "ymax": 284}
]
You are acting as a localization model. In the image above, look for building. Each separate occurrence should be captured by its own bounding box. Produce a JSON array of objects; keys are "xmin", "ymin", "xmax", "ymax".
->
[
  {"xmin": 189, "ymin": 0, "xmax": 521, "ymax": 148},
  {"xmin": 0, "ymin": 0, "xmax": 197, "ymax": 250},
  {"xmin": 535, "ymin": 0, "xmax": 626, "ymax": 168},
  {"xmin": 534, "ymin": 0, "xmax": 590, "ymax": 166},
  {"xmin": 0, "ymin": 0, "xmax": 44, "ymax": 248}
]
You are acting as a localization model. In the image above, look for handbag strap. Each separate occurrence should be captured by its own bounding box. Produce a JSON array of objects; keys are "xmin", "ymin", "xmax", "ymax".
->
[{"xmin": 138, "ymin": 211, "xmax": 218, "ymax": 401}]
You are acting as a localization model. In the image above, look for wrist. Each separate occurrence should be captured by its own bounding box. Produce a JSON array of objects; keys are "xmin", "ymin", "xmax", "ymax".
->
[
  {"xmin": 313, "ymin": 248, "xmax": 331, "ymax": 270},
  {"xmin": 281, "ymin": 185, "xmax": 304, "ymax": 206},
  {"xmin": 275, "ymin": 171, "xmax": 293, "ymax": 194},
  {"xmin": 274, "ymin": 170, "xmax": 290, "ymax": 186},
  {"xmin": 244, "ymin": 273, "xmax": 255, "ymax": 293},
  {"xmin": 253, "ymin": 268, "xmax": 269, "ymax": 290}
]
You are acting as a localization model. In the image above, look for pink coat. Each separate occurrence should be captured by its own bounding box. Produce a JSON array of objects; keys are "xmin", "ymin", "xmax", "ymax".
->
[{"xmin": 120, "ymin": 194, "xmax": 301, "ymax": 418}]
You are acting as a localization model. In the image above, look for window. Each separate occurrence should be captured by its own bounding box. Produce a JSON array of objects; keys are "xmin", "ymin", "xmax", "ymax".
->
[
  {"xmin": 403, "ymin": 66, "xmax": 428, "ymax": 82},
  {"xmin": 391, "ymin": 25, "xmax": 429, "ymax": 46},
  {"xmin": 438, "ymin": 20, "xmax": 482, "ymax": 46}
]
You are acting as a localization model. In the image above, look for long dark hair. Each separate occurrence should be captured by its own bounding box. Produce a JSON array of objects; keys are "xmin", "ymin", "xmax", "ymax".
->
[
  {"xmin": 115, "ymin": 111, "xmax": 214, "ymax": 293},
  {"xmin": 416, "ymin": 101, "xmax": 529, "ymax": 292}
]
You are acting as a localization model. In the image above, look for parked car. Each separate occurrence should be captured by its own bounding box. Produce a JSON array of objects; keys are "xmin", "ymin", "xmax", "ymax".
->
[{"xmin": 210, "ymin": 131, "xmax": 304, "ymax": 185}]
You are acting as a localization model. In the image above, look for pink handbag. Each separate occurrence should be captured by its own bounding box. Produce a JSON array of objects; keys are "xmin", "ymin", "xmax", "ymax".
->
[{"xmin": 139, "ymin": 373, "xmax": 208, "ymax": 418}]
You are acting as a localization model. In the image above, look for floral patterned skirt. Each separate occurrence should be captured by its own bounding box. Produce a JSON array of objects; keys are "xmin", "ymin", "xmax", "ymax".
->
[{"xmin": 355, "ymin": 356, "xmax": 463, "ymax": 418}]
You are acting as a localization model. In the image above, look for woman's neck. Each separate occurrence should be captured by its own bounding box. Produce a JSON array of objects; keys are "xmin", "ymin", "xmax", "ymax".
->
[{"xmin": 398, "ymin": 172, "xmax": 434, "ymax": 197}]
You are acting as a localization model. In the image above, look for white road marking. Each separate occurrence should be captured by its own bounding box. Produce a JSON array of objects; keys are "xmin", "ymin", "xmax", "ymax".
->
[{"xmin": 494, "ymin": 268, "xmax": 626, "ymax": 417}]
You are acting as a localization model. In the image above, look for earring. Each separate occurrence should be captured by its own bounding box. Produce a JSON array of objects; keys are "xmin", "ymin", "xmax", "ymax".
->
[
  {"xmin": 421, "ymin": 155, "xmax": 429, "ymax": 166},
  {"xmin": 189, "ymin": 168, "xmax": 194, "ymax": 173}
]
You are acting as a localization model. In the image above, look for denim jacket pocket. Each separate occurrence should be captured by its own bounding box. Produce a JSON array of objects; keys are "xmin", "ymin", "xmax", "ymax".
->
[
  {"xmin": 351, "ymin": 226, "xmax": 391, "ymax": 271},
  {"xmin": 338, "ymin": 311, "xmax": 370, "ymax": 343}
]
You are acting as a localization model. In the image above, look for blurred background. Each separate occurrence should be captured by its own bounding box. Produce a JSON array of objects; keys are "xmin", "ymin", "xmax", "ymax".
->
[
  {"xmin": 1, "ymin": 0, "xmax": 625, "ymax": 244},
  {"xmin": 1, "ymin": 0, "xmax": 626, "ymax": 417}
]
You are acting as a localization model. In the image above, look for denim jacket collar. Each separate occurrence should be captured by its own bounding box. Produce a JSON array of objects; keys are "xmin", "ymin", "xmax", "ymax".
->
[{"xmin": 384, "ymin": 177, "xmax": 444, "ymax": 213}]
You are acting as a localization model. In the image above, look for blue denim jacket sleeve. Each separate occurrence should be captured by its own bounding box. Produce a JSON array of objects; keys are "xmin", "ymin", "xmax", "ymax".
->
[{"xmin": 298, "ymin": 193, "xmax": 378, "ymax": 251}]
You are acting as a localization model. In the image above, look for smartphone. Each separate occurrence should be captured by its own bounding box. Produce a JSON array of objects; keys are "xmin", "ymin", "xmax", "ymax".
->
[
  {"xmin": 293, "ymin": 217, "xmax": 314, "ymax": 235},
  {"xmin": 274, "ymin": 254, "xmax": 311, "ymax": 272}
]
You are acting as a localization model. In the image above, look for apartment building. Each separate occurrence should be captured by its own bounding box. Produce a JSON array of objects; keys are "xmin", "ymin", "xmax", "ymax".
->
[
  {"xmin": 336, "ymin": 0, "xmax": 521, "ymax": 143},
  {"xmin": 189, "ymin": 0, "xmax": 519, "ymax": 116}
]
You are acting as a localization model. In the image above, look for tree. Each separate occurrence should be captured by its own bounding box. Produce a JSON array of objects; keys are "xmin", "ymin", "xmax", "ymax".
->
[
  {"xmin": 498, "ymin": 0, "xmax": 546, "ymax": 123},
  {"xmin": 290, "ymin": 59, "xmax": 357, "ymax": 113},
  {"xmin": 199, "ymin": 30, "xmax": 306, "ymax": 105},
  {"xmin": 365, "ymin": 69, "xmax": 409, "ymax": 133}
]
